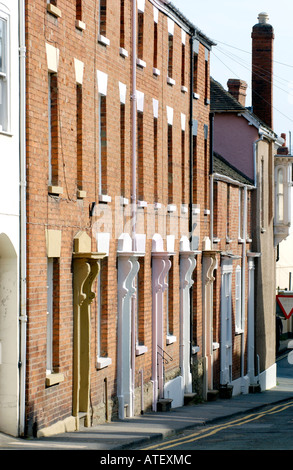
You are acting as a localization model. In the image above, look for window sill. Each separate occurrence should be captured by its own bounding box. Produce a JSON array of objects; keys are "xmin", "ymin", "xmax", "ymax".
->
[
  {"xmin": 192, "ymin": 345, "xmax": 200, "ymax": 355},
  {"xmin": 47, "ymin": 4, "xmax": 62, "ymax": 18},
  {"xmin": 166, "ymin": 335, "xmax": 176, "ymax": 345},
  {"xmin": 181, "ymin": 85, "xmax": 188, "ymax": 93},
  {"xmin": 238, "ymin": 238, "xmax": 245, "ymax": 244},
  {"xmin": 136, "ymin": 344, "xmax": 148, "ymax": 356},
  {"xmin": 77, "ymin": 190, "xmax": 86, "ymax": 199},
  {"xmin": 167, "ymin": 76, "xmax": 175, "ymax": 86},
  {"xmin": 235, "ymin": 328, "xmax": 244, "ymax": 335},
  {"xmin": 0, "ymin": 130, "xmax": 12, "ymax": 137},
  {"xmin": 98, "ymin": 34, "xmax": 110, "ymax": 47},
  {"xmin": 138, "ymin": 200, "xmax": 147, "ymax": 208},
  {"xmin": 99, "ymin": 194, "xmax": 111, "ymax": 203},
  {"xmin": 153, "ymin": 67, "xmax": 160, "ymax": 76},
  {"xmin": 76, "ymin": 20, "xmax": 86, "ymax": 31},
  {"xmin": 167, "ymin": 204, "xmax": 176, "ymax": 213},
  {"xmin": 48, "ymin": 185, "xmax": 63, "ymax": 196},
  {"xmin": 120, "ymin": 196, "xmax": 129, "ymax": 206},
  {"xmin": 46, "ymin": 372, "xmax": 64, "ymax": 387},
  {"xmin": 136, "ymin": 58, "xmax": 146, "ymax": 68},
  {"xmin": 193, "ymin": 92, "xmax": 200, "ymax": 100},
  {"xmin": 96, "ymin": 357, "xmax": 112, "ymax": 370},
  {"xmin": 119, "ymin": 47, "xmax": 128, "ymax": 58}
]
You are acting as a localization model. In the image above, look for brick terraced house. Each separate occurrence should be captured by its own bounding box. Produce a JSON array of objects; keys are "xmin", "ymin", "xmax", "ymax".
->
[
  {"xmin": 0, "ymin": 3, "xmax": 283, "ymax": 439},
  {"xmin": 23, "ymin": 0, "xmax": 215, "ymax": 437},
  {"xmin": 209, "ymin": 11, "xmax": 280, "ymax": 395}
]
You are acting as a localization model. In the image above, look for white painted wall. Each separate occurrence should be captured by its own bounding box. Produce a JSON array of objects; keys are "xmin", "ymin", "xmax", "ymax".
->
[{"xmin": 0, "ymin": 0, "xmax": 20, "ymax": 437}]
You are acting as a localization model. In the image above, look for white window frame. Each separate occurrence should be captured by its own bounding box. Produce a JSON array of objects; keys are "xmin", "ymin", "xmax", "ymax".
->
[
  {"xmin": 238, "ymin": 188, "xmax": 244, "ymax": 242},
  {"xmin": 96, "ymin": 259, "xmax": 112, "ymax": 369},
  {"xmin": 0, "ymin": 9, "xmax": 10, "ymax": 133},
  {"xmin": 276, "ymin": 167, "xmax": 284, "ymax": 223},
  {"xmin": 235, "ymin": 265, "xmax": 242, "ymax": 333}
]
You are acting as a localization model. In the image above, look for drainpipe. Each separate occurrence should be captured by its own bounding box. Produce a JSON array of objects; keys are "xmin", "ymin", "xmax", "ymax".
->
[
  {"xmin": 241, "ymin": 186, "xmax": 248, "ymax": 388},
  {"xmin": 189, "ymin": 31, "xmax": 195, "ymax": 366},
  {"xmin": 209, "ymin": 113, "xmax": 214, "ymax": 245},
  {"xmin": 19, "ymin": 0, "xmax": 27, "ymax": 437},
  {"xmin": 253, "ymin": 136, "xmax": 263, "ymax": 186},
  {"xmin": 131, "ymin": 0, "xmax": 137, "ymax": 416}
]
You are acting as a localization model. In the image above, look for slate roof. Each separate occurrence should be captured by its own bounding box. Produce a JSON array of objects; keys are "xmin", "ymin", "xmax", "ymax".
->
[
  {"xmin": 210, "ymin": 77, "xmax": 277, "ymax": 138},
  {"xmin": 210, "ymin": 77, "xmax": 246, "ymax": 113},
  {"xmin": 213, "ymin": 152, "xmax": 254, "ymax": 186}
]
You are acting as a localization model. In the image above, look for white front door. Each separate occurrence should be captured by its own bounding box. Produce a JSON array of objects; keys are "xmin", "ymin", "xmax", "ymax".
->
[{"xmin": 220, "ymin": 261, "xmax": 233, "ymax": 385}]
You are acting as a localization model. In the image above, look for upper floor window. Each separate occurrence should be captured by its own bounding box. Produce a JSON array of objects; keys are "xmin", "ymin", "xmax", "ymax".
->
[
  {"xmin": 0, "ymin": 13, "xmax": 9, "ymax": 132},
  {"xmin": 98, "ymin": 0, "xmax": 110, "ymax": 46},
  {"xmin": 276, "ymin": 167, "xmax": 284, "ymax": 223}
]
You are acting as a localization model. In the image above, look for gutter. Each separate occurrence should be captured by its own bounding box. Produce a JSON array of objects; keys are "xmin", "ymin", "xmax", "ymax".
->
[{"xmin": 19, "ymin": 0, "xmax": 27, "ymax": 437}]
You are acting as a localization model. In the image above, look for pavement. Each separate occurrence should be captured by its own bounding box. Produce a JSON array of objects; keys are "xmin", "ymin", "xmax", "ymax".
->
[{"xmin": 1, "ymin": 340, "xmax": 293, "ymax": 451}]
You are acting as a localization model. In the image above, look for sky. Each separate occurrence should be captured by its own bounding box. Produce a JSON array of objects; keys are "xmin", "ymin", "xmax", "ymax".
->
[{"xmin": 172, "ymin": 0, "xmax": 293, "ymax": 145}]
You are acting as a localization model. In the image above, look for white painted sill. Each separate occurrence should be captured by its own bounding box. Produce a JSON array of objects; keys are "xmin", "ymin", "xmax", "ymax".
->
[
  {"xmin": 96, "ymin": 357, "xmax": 112, "ymax": 370},
  {"xmin": 98, "ymin": 34, "xmax": 110, "ymax": 47},
  {"xmin": 136, "ymin": 345, "xmax": 148, "ymax": 356},
  {"xmin": 166, "ymin": 335, "xmax": 176, "ymax": 345}
]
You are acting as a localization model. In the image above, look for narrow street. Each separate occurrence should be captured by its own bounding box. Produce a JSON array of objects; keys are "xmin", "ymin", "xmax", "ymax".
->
[{"xmin": 139, "ymin": 354, "xmax": 293, "ymax": 451}]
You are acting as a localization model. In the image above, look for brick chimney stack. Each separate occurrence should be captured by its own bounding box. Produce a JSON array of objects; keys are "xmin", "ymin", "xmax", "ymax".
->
[
  {"xmin": 251, "ymin": 12, "xmax": 274, "ymax": 129},
  {"xmin": 227, "ymin": 79, "xmax": 248, "ymax": 106}
]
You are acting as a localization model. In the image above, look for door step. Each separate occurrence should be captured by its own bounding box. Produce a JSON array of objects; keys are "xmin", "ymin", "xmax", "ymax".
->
[
  {"xmin": 207, "ymin": 389, "xmax": 219, "ymax": 401},
  {"xmin": 78, "ymin": 411, "xmax": 88, "ymax": 429},
  {"xmin": 184, "ymin": 393, "xmax": 197, "ymax": 406},
  {"xmin": 157, "ymin": 398, "xmax": 173, "ymax": 412},
  {"xmin": 249, "ymin": 383, "xmax": 261, "ymax": 393},
  {"xmin": 219, "ymin": 384, "xmax": 233, "ymax": 399}
]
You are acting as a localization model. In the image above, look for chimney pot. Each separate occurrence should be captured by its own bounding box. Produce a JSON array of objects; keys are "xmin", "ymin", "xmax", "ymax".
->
[
  {"xmin": 227, "ymin": 79, "xmax": 247, "ymax": 107},
  {"xmin": 258, "ymin": 12, "xmax": 269, "ymax": 24}
]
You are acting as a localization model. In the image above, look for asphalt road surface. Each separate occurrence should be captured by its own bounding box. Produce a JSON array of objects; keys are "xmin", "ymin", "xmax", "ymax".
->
[{"xmin": 140, "ymin": 398, "xmax": 293, "ymax": 451}]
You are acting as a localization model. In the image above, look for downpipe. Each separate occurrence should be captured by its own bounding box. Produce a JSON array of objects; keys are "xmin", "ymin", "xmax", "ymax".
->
[
  {"xmin": 131, "ymin": 0, "xmax": 137, "ymax": 417},
  {"xmin": 19, "ymin": 0, "xmax": 27, "ymax": 437},
  {"xmin": 241, "ymin": 186, "xmax": 248, "ymax": 390}
]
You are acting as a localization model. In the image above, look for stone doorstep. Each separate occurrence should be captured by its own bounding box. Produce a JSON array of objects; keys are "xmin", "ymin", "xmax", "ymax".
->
[
  {"xmin": 157, "ymin": 398, "xmax": 173, "ymax": 412},
  {"xmin": 184, "ymin": 393, "xmax": 198, "ymax": 406},
  {"xmin": 207, "ymin": 389, "xmax": 219, "ymax": 401},
  {"xmin": 249, "ymin": 383, "xmax": 262, "ymax": 394}
]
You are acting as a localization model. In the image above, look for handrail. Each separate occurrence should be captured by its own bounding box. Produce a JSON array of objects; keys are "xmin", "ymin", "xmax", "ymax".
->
[{"xmin": 157, "ymin": 345, "xmax": 173, "ymax": 364}]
